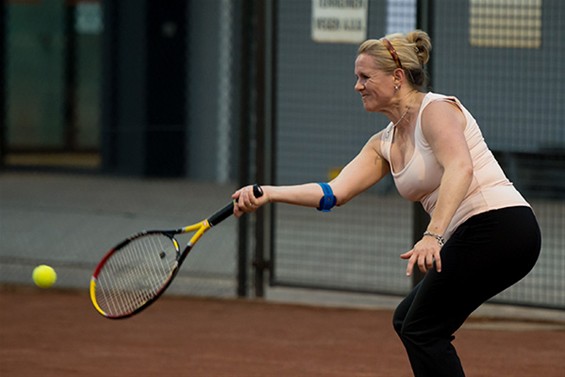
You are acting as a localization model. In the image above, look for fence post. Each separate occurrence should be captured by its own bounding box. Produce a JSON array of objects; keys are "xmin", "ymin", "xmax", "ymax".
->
[
  {"xmin": 413, "ymin": 0, "xmax": 434, "ymax": 287},
  {"xmin": 237, "ymin": 0, "xmax": 253, "ymax": 298},
  {"xmin": 0, "ymin": 1, "xmax": 5, "ymax": 169}
]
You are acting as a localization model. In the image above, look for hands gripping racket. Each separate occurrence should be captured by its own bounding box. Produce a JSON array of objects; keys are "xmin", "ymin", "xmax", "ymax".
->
[{"xmin": 90, "ymin": 184, "xmax": 263, "ymax": 319}]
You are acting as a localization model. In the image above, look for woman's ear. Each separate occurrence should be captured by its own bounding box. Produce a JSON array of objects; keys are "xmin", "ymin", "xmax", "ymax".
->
[{"xmin": 393, "ymin": 67, "xmax": 404, "ymax": 83}]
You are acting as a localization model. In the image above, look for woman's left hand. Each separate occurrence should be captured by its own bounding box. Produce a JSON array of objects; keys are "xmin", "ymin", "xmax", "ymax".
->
[{"xmin": 400, "ymin": 237, "xmax": 442, "ymax": 276}]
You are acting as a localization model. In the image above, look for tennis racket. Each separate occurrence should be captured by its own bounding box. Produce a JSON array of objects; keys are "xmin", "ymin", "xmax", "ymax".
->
[{"xmin": 90, "ymin": 184, "xmax": 263, "ymax": 320}]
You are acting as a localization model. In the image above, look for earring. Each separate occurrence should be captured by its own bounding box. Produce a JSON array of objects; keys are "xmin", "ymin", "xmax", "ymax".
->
[{"xmin": 394, "ymin": 85, "xmax": 400, "ymax": 91}]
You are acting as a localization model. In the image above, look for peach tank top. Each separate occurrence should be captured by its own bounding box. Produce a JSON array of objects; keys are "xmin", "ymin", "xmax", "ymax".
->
[{"xmin": 380, "ymin": 92, "xmax": 529, "ymax": 239}]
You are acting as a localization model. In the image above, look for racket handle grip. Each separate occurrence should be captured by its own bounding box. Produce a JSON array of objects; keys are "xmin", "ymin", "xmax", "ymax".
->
[
  {"xmin": 252, "ymin": 183, "xmax": 264, "ymax": 198},
  {"xmin": 208, "ymin": 202, "xmax": 235, "ymax": 226},
  {"xmin": 208, "ymin": 184, "xmax": 264, "ymax": 227}
]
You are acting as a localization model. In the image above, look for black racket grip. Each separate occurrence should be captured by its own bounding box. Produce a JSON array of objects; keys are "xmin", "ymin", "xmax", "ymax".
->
[
  {"xmin": 252, "ymin": 183, "xmax": 264, "ymax": 198},
  {"xmin": 208, "ymin": 184, "xmax": 264, "ymax": 227}
]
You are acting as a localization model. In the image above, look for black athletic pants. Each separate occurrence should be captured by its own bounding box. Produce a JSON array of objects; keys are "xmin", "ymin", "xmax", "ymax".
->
[{"xmin": 393, "ymin": 206, "xmax": 541, "ymax": 377}]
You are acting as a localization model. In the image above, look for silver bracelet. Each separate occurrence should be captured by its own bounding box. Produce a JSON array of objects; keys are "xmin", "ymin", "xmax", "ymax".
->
[{"xmin": 423, "ymin": 231, "xmax": 446, "ymax": 246}]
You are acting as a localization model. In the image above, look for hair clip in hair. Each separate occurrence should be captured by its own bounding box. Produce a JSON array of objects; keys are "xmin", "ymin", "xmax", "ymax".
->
[{"xmin": 381, "ymin": 38, "xmax": 403, "ymax": 69}]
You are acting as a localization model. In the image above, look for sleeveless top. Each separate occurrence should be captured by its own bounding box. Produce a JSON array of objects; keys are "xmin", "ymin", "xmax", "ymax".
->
[{"xmin": 380, "ymin": 92, "xmax": 529, "ymax": 239}]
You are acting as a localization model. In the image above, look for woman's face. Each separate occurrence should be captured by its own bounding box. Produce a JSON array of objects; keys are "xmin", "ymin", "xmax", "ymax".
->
[{"xmin": 354, "ymin": 53, "xmax": 395, "ymax": 113}]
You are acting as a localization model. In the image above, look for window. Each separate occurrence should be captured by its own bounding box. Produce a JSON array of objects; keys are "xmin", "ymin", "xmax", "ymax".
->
[{"xmin": 469, "ymin": 0, "xmax": 542, "ymax": 48}]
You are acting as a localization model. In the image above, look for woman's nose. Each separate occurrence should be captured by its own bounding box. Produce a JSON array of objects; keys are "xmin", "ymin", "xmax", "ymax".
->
[{"xmin": 354, "ymin": 80, "xmax": 365, "ymax": 91}]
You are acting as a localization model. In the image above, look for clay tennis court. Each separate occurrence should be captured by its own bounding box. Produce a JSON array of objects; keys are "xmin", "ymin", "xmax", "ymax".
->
[{"xmin": 1, "ymin": 287, "xmax": 564, "ymax": 377}]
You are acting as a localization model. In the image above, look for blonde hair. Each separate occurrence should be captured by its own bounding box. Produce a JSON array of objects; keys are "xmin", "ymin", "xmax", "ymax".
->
[{"xmin": 358, "ymin": 30, "xmax": 432, "ymax": 89}]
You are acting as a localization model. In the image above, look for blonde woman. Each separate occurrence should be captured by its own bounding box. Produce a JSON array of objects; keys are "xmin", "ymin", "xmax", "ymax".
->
[{"xmin": 233, "ymin": 30, "xmax": 541, "ymax": 377}]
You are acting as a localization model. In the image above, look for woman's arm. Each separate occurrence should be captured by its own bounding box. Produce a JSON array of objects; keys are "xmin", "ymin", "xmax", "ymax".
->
[
  {"xmin": 401, "ymin": 100, "xmax": 473, "ymax": 275},
  {"xmin": 233, "ymin": 131, "xmax": 390, "ymax": 217},
  {"xmin": 423, "ymin": 101, "xmax": 473, "ymax": 235}
]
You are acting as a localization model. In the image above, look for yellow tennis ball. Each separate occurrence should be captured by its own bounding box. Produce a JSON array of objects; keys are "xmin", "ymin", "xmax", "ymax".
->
[{"xmin": 32, "ymin": 265, "xmax": 57, "ymax": 288}]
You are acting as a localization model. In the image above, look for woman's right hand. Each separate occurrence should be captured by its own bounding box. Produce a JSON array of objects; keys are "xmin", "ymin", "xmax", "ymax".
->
[{"xmin": 232, "ymin": 185, "xmax": 268, "ymax": 218}]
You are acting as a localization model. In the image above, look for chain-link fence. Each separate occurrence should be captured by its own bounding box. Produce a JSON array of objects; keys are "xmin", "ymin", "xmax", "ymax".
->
[
  {"xmin": 268, "ymin": 0, "xmax": 564, "ymax": 309},
  {"xmin": 1, "ymin": 0, "xmax": 563, "ymax": 309}
]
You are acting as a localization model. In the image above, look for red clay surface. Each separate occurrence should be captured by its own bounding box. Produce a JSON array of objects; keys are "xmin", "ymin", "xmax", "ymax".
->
[{"xmin": 1, "ymin": 287, "xmax": 564, "ymax": 377}]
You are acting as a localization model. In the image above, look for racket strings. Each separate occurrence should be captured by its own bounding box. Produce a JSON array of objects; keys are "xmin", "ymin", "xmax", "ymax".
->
[{"xmin": 94, "ymin": 234, "xmax": 178, "ymax": 317}]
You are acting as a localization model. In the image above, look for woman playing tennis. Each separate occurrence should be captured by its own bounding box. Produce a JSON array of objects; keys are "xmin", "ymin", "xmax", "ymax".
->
[{"xmin": 233, "ymin": 30, "xmax": 541, "ymax": 377}]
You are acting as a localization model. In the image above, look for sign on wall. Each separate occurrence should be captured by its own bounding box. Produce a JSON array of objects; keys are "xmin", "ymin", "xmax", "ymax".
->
[{"xmin": 311, "ymin": 0, "xmax": 368, "ymax": 44}]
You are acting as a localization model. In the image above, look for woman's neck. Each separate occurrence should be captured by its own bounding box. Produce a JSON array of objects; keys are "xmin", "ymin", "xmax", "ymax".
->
[{"xmin": 391, "ymin": 90, "xmax": 424, "ymax": 129}]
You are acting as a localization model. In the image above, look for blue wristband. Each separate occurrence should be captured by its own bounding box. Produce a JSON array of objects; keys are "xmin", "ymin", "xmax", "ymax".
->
[{"xmin": 317, "ymin": 182, "xmax": 337, "ymax": 212}]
